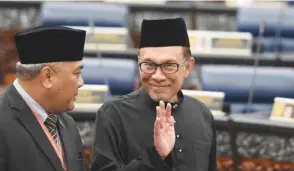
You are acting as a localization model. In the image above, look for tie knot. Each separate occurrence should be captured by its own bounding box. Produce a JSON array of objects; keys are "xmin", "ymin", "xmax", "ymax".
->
[{"xmin": 44, "ymin": 114, "xmax": 58, "ymax": 130}]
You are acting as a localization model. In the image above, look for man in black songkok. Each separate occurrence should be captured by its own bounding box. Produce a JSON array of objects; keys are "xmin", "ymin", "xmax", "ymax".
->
[
  {"xmin": 91, "ymin": 18, "xmax": 217, "ymax": 171},
  {"xmin": 0, "ymin": 26, "xmax": 88, "ymax": 171}
]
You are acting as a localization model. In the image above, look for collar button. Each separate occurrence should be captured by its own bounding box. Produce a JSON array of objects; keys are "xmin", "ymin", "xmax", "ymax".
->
[{"xmin": 173, "ymin": 104, "xmax": 178, "ymax": 109}]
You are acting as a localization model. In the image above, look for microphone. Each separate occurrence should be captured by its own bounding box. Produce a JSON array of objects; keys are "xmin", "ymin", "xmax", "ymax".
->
[
  {"xmin": 246, "ymin": 21, "xmax": 265, "ymax": 114},
  {"xmin": 274, "ymin": 8, "xmax": 283, "ymax": 61}
]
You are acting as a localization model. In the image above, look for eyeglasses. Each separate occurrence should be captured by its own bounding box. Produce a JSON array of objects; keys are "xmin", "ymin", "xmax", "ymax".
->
[{"xmin": 139, "ymin": 60, "xmax": 187, "ymax": 74}]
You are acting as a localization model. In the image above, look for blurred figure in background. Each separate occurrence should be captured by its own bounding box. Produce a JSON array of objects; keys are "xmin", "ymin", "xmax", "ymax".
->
[
  {"xmin": 0, "ymin": 26, "xmax": 88, "ymax": 171},
  {"xmin": 91, "ymin": 17, "xmax": 217, "ymax": 171}
]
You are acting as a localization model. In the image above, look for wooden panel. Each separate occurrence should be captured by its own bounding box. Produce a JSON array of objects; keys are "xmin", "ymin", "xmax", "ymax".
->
[{"xmin": 0, "ymin": 29, "xmax": 22, "ymax": 81}]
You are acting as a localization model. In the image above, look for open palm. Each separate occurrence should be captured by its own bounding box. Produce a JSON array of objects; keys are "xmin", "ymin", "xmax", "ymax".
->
[{"xmin": 154, "ymin": 101, "xmax": 175, "ymax": 159}]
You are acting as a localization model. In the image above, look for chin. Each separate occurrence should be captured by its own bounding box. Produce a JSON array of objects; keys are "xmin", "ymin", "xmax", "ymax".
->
[
  {"xmin": 64, "ymin": 102, "xmax": 75, "ymax": 112},
  {"xmin": 69, "ymin": 104, "xmax": 75, "ymax": 111},
  {"xmin": 149, "ymin": 92, "xmax": 171, "ymax": 102},
  {"xmin": 149, "ymin": 94, "xmax": 160, "ymax": 102}
]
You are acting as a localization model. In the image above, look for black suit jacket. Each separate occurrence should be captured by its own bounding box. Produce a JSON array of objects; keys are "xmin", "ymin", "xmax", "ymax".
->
[{"xmin": 0, "ymin": 85, "xmax": 88, "ymax": 171}]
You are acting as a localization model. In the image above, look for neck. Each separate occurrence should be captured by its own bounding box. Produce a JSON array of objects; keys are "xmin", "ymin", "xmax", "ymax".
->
[
  {"xmin": 18, "ymin": 78, "xmax": 52, "ymax": 113},
  {"xmin": 167, "ymin": 95, "xmax": 178, "ymax": 103},
  {"xmin": 149, "ymin": 91, "xmax": 179, "ymax": 103}
]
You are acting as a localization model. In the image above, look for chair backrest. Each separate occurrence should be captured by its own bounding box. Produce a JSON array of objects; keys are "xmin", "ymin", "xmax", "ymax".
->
[
  {"xmin": 201, "ymin": 65, "xmax": 294, "ymax": 103},
  {"xmin": 259, "ymin": 37, "xmax": 294, "ymax": 53},
  {"xmin": 40, "ymin": 2, "xmax": 128, "ymax": 27},
  {"xmin": 237, "ymin": 7, "xmax": 294, "ymax": 38},
  {"xmin": 200, "ymin": 65, "xmax": 294, "ymax": 113},
  {"xmin": 81, "ymin": 57, "xmax": 138, "ymax": 96}
]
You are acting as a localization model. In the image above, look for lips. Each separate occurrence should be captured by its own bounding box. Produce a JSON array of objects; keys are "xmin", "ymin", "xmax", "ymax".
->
[{"xmin": 150, "ymin": 84, "xmax": 169, "ymax": 88}]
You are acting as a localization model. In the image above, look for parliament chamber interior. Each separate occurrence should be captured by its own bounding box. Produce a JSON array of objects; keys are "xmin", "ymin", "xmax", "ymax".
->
[{"xmin": 1, "ymin": 0, "xmax": 294, "ymax": 170}]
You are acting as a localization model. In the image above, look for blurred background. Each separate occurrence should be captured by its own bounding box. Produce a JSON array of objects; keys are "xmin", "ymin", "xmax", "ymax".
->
[{"xmin": 1, "ymin": 0, "xmax": 294, "ymax": 170}]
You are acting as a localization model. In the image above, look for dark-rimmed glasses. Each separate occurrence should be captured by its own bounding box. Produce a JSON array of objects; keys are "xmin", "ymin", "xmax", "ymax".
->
[{"xmin": 139, "ymin": 60, "xmax": 187, "ymax": 74}]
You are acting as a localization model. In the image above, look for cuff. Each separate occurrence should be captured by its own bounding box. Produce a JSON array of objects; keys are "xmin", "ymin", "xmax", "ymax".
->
[{"xmin": 141, "ymin": 146, "xmax": 174, "ymax": 170}]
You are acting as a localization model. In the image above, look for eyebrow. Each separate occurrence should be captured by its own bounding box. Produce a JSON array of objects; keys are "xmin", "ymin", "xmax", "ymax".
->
[
  {"xmin": 74, "ymin": 64, "xmax": 84, "ymax": 72},
  {"xmin": 141, "ymin": 58, "xmax": 178, "ymax": 63}
]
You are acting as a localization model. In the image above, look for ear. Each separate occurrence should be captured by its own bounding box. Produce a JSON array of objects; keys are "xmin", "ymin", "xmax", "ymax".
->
[
  {"xmin": 184, "ymin": 57, "xmax": 195, "ymax": 78},
  {"xmin": 39, "ymin": 66, "xmax": 53, "ymax": 89}
]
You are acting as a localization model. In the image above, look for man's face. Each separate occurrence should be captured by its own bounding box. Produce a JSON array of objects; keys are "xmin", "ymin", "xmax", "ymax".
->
[
  {"xmin": 139, "ymin": 46, "xmax": 194, "ymax": 102},
  {"xmin": 48, "ymin": 61, "xmax": 84, "ymax": 113}
]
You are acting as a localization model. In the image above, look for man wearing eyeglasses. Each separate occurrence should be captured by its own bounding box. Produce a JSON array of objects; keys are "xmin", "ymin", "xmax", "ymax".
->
[{"xmin": 91, "ymin": 18, "xmax": 217, "ymax": 171}]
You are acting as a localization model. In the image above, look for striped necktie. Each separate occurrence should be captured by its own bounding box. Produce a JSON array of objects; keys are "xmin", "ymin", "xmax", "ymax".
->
[{"xmin": 44, "ymin": 114, "xmax": 58, "ymax": 143}]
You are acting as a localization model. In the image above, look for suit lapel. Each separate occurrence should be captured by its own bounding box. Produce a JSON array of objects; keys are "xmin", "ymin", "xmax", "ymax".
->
[
  {"xmin": 6, "ymin": 85, "xmax": 64, "ymax": 171},
  {"xmin": 58, "ymin": 116, "xmax": 75, "ymax": 171}
]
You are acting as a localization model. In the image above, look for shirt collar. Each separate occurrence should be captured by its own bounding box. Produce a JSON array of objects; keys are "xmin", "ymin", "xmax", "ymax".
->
[
  {"xmin": 13, "ymin": 79, "xmax": 48, "ymax": 122},
  {"xmin": 13, "ymin": 79, "xmax": 64, "ymax": 127},
  {"xmin": 140, "ymin": 86, "xmax": 184, "ymax": 111}
]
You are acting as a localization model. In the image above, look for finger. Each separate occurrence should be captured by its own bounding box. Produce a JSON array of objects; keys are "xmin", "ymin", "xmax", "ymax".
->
[
  {"xmin": 160, "ymin": 101, "xmax": 167, "ymax": 122},
  {"xmin": 166, "ymin": 103, "xmax": 172, "ymax": 118},
  {"xmin": 156, "ymin": 106, "xmax": 162, "ymax": 119},
  {"xmin": 160, "ymin": 101, "xmax": 165, "ymax": 113},
  {"xmin": 156, "ymin": 106, "xmax": 164, "ymax": 129},
  {"xmin": 159, "ymin": 101, "xmax": 166, "ymax": 124},
  {"xmin": 154, "ymin": 117, "xmax": 161, "ymax": 136},
  {"xmin": 165, "ymin": 104, "xmax": 173, "ymax": 127},
  {"xmin": 167, "ymin": 115, "xmax": 175, "ymax": 127}
]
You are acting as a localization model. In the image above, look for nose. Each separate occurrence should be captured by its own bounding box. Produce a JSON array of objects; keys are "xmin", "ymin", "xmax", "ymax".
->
[
  {"xmin": 151, "ymin": 67, "xmax": 166, "ymax": 81},
  {"xmin": 78, "ymin": 76, "xmax": 84, "ymax": 88}
]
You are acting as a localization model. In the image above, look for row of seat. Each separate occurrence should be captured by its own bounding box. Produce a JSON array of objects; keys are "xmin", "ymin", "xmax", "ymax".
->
[
  {"xmin": 81, "ymin": 58, "xmax": 138, "ymax": 95},
  {"xmin": 41, "ymin": 2, "xmax": 294, "ymax": 53},
  {"xmin": 201, "ymin": 65, "xmax": 294, "ymax": 113},
  {"xmin": 238, "ymin": 7, "xmax": 294, "ymax": 53},
  {"xmin": 41, "ymin": 1, "xmax": 294, "ymax": 38},
  {"xmin": 40, "ymin": 2, "xmax": 129, "ymax": 27},
  {"xmin": 237, "ymin": 7, "xmax": 294, "ymax": 38}
]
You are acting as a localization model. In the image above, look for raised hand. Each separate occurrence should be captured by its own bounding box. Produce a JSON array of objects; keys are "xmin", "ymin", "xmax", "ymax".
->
[{"xmin": 154, "ymin": 101, "xmax": 175, "ymax": 159}]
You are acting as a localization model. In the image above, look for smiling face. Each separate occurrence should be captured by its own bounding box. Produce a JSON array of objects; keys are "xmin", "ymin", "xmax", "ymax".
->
[{"xmin": 139, "ymin": 46, "xmax": 194, "ymax": 102}]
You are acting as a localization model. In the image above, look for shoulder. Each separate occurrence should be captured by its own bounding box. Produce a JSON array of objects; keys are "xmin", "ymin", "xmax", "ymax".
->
[
  {"xmin": 183, "ymin": 95, "xmax": 215, "ymax": 123},
  {"xmin": 0, "ymin": 90, "xmax": 9, "ymax": 110},
  {"xmin": 0, "ymin": 92, "xmax": 14, "ymax": 126},
  {"xmin": 98, "ymin": 90, "xmax": 140, "ymax": 113},
  {"xmin": 0, "ymin": 85, "xmax": 21, "ymax": 119},
  {"xmin": 96, "ymin": 90, "xmax": 140, "ymax": 121}
]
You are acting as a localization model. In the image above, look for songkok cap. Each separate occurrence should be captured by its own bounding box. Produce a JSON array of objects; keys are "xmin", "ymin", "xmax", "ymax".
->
[
  {"xmin": 14, "ymin": 26, "xmax": 86, "ymax": 64},
  {"xmin": 139, "ymin": 17, "xmax": 190, "ymax": 48}
]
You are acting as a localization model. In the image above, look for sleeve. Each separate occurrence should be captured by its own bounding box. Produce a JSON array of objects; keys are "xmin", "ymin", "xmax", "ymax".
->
[
  {"xmin": 90, "ymin": 103, "xmax": 174, "ymax": 171},
  {"xmin": 0, "ymin": 129, "xmax": 7, "ymax": 171},
  {"xmin": 208, "ymin": 114, "xmax": 217, "ymax": 171}
]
